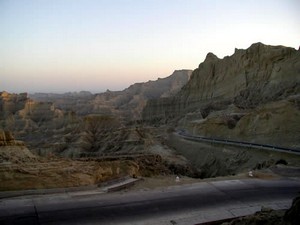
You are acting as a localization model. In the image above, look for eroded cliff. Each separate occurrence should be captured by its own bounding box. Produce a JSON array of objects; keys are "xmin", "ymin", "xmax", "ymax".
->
[
  {"xmin": 142, "ymin": 43, "xmax": 300, "ymax": 148},
  {"xmin": 0, "ymin": 130, "xmax": 196, "ymax": 191}
]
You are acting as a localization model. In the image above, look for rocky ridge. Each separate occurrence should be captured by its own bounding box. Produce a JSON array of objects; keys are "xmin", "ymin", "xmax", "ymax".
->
[
  {"xmin": 91, "ymin": 69, "xmax": 191, "ymax": 120},
  {"xmin": 142, "ymin": 43, "xmax": 300, "ymax": 148},
  {"xmin": 30, "ymin": 70, "xmax": 192, "ymax": 120}
]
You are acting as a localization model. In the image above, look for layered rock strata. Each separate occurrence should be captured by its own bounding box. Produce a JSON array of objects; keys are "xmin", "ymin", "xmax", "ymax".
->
[
  {"xmin": 0, "ymin": 130, "xmax": 24, "ymax": 146},
  {"xmin": 143, "ymin": 43, "xmax": 299, "ymax": 120}
]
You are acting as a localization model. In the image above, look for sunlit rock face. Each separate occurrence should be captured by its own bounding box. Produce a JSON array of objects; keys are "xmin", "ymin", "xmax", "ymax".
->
[
  {"xmin": 0, "ymin": 91, "xmax": 28, "ymax": 118},
  {"xmin": 0, "ymin": 130, "xmax": 24, "ymax": 146},
  {"xmin": 0, "ymin": 92, "xmax": 60, "ymax": 131},
  {"xmin": 142, "ymin": 43, "xmax": 300, "ymax": 148},
  {"xmin": 0, "ymin": 92, "xmax": 68, "ymax": 153}
]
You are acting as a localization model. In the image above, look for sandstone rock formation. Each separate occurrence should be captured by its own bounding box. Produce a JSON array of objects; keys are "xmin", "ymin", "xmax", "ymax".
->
[
  {"xmin": 0, "ymin": 91, "xmax": 28, "ymax": 118},
  {"xmin": 0, "ymin": 69, "xmax": 192, "ymax": 162},
  {"xmin": 0, "ymin": 130, "xmax": 128, "ymax": 191},
  {"xmin": 0, "ymin": 92, "xmax": 75, "ymax": 154},
  {"xmin": 142, "ymin": 43, "xmax": 300, "ymax": 148},
  {"xmin": 0, "ymin": 143, "xmax": 140, "ymax": 191},
  {"xmin": 1, "ymin": 43, "xmax": 299, "ymax": 185},
  {"xmin": 0, "ymin": 130, "xmax": 24, "ymax": 146},
  {"xmin": 0, "ymin": 131, "xmax": 193, "ymax": 191},
  {"xmin": 0, "ymin": 70, "xmax": 191, "ymax": 155}
]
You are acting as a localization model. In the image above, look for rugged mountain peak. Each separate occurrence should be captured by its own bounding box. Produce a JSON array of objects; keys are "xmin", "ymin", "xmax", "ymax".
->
[
  {"xmin": 204, "ymin": 52, "xmax": 219, "ymax": 62},
  {"xmin": 248, "ymin": 41, "xmax": 265, "ymax": 49},
  {"xmin": 180, "ymin": 42, "xmax": 299, "ymax": 105}
]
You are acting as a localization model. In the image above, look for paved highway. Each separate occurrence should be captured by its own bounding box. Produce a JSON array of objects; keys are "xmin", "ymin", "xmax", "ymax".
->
[
  {"xmin": 176, "ymin": 130, "xmax": 300, "ymax": 155},
  {"xmin": 1, "ymin": 178, "xmax": 300, "ymax": 225}
]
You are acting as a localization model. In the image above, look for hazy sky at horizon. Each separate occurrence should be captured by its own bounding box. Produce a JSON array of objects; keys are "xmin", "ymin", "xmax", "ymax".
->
[{"xmin": 1, "ymin": 0, "xmax": 299, "ymax": 93}]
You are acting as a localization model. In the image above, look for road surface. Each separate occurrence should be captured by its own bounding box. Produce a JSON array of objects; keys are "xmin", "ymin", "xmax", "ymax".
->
[
  {"xmin": 176, "ymin": 130, "xmax": 300, "ymax": 155},
  {"xmin": 1, "ymin": 178, "xmax": 300, "ymax": 225}
]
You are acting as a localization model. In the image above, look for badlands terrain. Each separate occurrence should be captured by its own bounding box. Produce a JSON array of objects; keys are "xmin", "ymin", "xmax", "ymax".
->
[{"xmin": 1, "ymin": 43, "xmax": 300, "ymax": 192}]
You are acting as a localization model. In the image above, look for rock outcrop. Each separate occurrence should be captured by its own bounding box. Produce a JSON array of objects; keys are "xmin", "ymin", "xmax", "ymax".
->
[
  {"xmin": 0, "ymin": 132, "xmax": 192, "ymax": 191},
  {"xmin": 0, "ymin": 91, "xmax": 58, "ymax": 126},
  {"xmin": 0, "ymin": 91, "xmax": 28, "ymax": 118},
  {"xmin": 0, "ymin": 130, "xmax": 24, "ymax": 146},
  {"xmin": 0, "ymin": 92, "xmax": 73, "ymax": 153}
]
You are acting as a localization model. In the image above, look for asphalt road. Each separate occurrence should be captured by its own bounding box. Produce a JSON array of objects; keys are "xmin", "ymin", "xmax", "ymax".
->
[
  {"xmin": 176, "ymin": 130, "xmax": 300, "ymax": 155},
  {"xmin": 1, "ymin": 178, "xmax": 300, "ymax": 225}
]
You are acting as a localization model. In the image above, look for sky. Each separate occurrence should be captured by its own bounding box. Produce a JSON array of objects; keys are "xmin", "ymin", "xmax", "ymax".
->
[{"xmin": 0, "ymin": 0, "xmax": 299, "ymax": 94}]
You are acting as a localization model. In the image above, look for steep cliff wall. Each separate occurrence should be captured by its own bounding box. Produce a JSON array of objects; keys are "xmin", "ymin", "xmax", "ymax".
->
[
  {"xmin": 182, "ymin": 43, "xmax": 297, "ymax": 107},
  {"xmin": 143, "ymin": 43, "xmax": 299, "ymax": 121}
]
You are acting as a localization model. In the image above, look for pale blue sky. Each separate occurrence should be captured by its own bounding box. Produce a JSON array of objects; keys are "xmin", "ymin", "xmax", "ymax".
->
[{"xmin": 1, "ymin": 0, "xmax": 299, "ymax": 93}]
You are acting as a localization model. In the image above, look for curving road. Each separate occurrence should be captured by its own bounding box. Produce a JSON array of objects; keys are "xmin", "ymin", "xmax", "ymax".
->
[
  {"xmin": 1, "ymin": 178, "xmax": 300, "ymax": 225},
  {"xmin": 176, "ymin": 130, "xmax": 300, "ymax": 155}
]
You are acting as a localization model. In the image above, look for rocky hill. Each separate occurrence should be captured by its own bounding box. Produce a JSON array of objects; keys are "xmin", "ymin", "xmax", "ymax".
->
[{"xmin": 142, "ymin": 43, "xmax": 300, "ymax": 148}]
